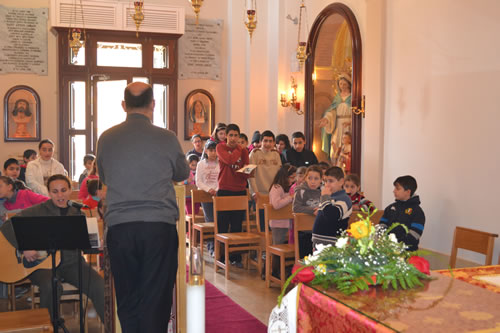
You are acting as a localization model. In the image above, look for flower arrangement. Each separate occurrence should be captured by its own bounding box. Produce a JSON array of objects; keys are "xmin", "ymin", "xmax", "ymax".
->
[{"xmin": 279, "ymin": 208, "xmax": 432, "ymax": 305}]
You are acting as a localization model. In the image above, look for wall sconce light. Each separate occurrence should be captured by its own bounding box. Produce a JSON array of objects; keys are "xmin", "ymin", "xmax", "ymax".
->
[
  {"xmin": 280, "ymin": 77, "xmax": 303, "ymax": 115},
  {"xmin": 351, "ymin": 95, "xmax": 366, "ymax": 118}
]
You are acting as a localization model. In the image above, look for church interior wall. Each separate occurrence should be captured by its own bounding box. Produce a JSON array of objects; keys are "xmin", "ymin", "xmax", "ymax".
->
[{"xmin": 1, "ymin": 0, "xmax": 499, "ymax": 264}]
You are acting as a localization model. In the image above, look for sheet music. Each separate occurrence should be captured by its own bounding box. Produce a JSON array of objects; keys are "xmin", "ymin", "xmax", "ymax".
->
[{"xmin": 86, "ymin": 217, "xmax": 100, "ymax": 249}]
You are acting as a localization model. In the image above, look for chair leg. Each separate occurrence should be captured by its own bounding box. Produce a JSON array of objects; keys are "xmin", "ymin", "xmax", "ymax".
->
[
  {"xmin": 199, "ymin": 231, "xmax": 204, "ymax": 257},
  {"xmin": 214, "ymin": 239, "xmax": 220, "ymax": 273},
  {"xmin": 266, "ymin": 252, "xmax": 272, "ymax": 288},
  {"xmin": 280, "ymin": 254, "xmax": 286, "ymax": 288},
  {"xmin": 257, "ymin": 248, "xmax": 262, "ymax": 276},
  {"xmin": 8, "ymin": 284, "xmax": 15, "ymax": 311},
  {"xmin": 225, "ymin": 243, "xmax": 230, "ymax": 280}
]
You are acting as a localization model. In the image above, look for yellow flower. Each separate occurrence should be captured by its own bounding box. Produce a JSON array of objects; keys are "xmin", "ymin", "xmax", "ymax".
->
[{"xmin": 347, "ymin": 221, "xmax": 371, "ymax": 239}]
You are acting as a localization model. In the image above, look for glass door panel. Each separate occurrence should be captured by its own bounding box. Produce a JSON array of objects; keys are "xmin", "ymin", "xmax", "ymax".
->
[
  {"xmin": 70, "ymin": 135, "xmax": 86, "ymax": 182},
  {"xmin": 153, "ymin": 83, "xmax": 169, "ymax": 129},
  {"xmin": 70, "ymin": 81, "xmax": 86, "ymax": 130},
  {"xmin": 96, "ymin": 80, "xmax": 128, "ymax": 138}
]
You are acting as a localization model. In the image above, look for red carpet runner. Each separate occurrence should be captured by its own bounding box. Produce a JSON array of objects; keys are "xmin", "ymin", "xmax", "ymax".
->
[{"xmin": 205, "ymin": 280, "xmax": 267, "ymax": 333}]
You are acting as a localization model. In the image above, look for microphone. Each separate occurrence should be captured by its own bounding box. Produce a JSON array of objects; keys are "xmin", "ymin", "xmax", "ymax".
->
[{"xmin": 67, "ymin": 200, "xmax": 89, "ymax": 210}]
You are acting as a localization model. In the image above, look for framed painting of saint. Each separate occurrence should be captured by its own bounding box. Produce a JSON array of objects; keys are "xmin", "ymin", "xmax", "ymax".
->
[
  {"xmin": 184, "ymin": 89, "xmax": 214, "ymax": 140},
  {"xmin": 4, "ymin": 85, "xmax": 41, "ymax": 142}
]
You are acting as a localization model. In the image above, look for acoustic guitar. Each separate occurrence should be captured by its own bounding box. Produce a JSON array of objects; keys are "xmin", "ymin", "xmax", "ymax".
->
[{"xmin": 0, "ymin": 231, "xmax": 61, "ymax": 284}]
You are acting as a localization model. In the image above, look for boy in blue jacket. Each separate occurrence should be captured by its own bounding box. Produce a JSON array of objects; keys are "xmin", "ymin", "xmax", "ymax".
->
[
  {"xmin": 312, "ymin": 166, "xmax": 352, "ymax": 248},
  {"xmin": 380, "ymin": 175, "xmax": 425, "ymax": 251}
]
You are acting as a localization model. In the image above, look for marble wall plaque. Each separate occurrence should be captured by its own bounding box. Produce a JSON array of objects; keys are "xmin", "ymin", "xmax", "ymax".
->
[
  {"xmin": 0, "ymin": 5, "xmax": 48, "ymax": 75},
  {"xmin": 179, "ymin": 18, "xmax": 223, "ymax": 80}
]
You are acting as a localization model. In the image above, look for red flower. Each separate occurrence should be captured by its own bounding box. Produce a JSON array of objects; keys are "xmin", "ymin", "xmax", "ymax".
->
[
  {"xmin": 291, "ymin": 264, "xmax": 316, "ymax": 284},
  {"xmin": 408, "ymin": 256, "xmax": 430, "ymax": 275}
]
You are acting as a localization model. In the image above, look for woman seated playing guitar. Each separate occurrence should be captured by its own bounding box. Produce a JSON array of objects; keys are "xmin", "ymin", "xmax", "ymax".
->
[{"xmin": 0, "ymin": 174, "xmax": 104, "ymax": 322}]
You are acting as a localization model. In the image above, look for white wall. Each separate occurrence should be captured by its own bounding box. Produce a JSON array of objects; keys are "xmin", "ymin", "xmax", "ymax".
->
[
  {"xmin": 381, "ymin": 0, "xmax": 500, "ymax": 263},
  {"xmin": 0, "ymin": 0, "xmax": 60, "ymax": 162}
]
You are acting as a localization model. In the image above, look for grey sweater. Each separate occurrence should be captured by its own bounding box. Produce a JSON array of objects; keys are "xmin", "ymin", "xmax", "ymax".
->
[{"xmin": 96, "ymin": 113, "xmax": 190, "ymax": 227}]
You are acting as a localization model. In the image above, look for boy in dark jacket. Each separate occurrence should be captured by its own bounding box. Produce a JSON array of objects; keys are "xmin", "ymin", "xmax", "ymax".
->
[
  {"xmin": 312, "ymin": 167, "xmax": 352, "ymax": 248},
  {"xmin": 380, "ymin": 175, "xmax": 425, "ymax": 251},
  {"xmin": 283, "ymin": 132, "xmax": 318, "ymax": 167}
]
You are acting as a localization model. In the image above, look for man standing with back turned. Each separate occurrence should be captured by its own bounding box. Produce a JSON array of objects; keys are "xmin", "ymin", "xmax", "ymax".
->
[{"xmin": 97, "ymin": 82, "xmax": 190, "ymax": 333}]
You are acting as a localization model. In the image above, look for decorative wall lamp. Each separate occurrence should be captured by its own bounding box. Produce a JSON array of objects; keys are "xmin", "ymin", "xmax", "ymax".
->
[
  {"xmin": 68, "ymin": 0, "xmax": 86, "ymax": 61},
  {"xmin": 245, "ymin": 0, "xmax": 257, "ymax": 41},
  {"xmin": 296, "ymin": 0, "xmax": 309, "ymax": 70},
  {"xmin": 280, "ymin": 77, "xmax": 303, "ymax": 115},
  {"xmin": 351, "ymin": 95, "xmax": 366, "ymax": 118},
  {"xmin": 131, "ymin": 1, "xmax": 145, "ymax": 37},
  {"xmin": 189, "ymin": 0, "xmax": 203, "ymax": 24}
]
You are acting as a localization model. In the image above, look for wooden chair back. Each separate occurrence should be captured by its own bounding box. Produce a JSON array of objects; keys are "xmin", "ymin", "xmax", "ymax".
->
[
  {"xmin": 450, "ymin": 227, "xmax": 498, "ymax": 268},
  {"xmin": 293, "ymin": 213, "xmax": 315, "ymax": 263},
  {"xmin": 263, "ymin": 203, "xmax": 293, "ymax": 247},
  {"xmin": 348, "ymin": 210, "xmax": 384, "ymax": 227},
  {"xmin": 191, "ymin": 189, "xmax": 213, "ymax": 204},
  {"xmin": 70, "ymin": 190, "xmax": 80, "ymax": 201},
  {"xmin": 213, "ymin": 195, "xmax": 250, "ymax": 234},
  {"xmin": 255, "ymin": 193, "xmax": 270, "ymax": 233}
]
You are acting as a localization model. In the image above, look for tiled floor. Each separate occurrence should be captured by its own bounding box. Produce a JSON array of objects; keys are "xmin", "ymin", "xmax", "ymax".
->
[{"xmin": 0, "ymin": 248, "xmax": 480, "ymax": 331}]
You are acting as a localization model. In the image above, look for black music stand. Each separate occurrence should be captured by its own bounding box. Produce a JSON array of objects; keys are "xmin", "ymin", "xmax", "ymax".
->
[{"xmin": 11, "ymin": 216, "xmax": 91, "ymax": 333}]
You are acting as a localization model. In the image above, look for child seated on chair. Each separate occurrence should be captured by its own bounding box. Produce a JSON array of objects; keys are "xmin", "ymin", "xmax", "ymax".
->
[
  {"xmin": 292, "ymin": 165, "xmax": 322, "ymax": 257},
  {"xmin": 83, "ymin": 179, "xmax": 104, "ymax": 209},
  {"xmin": 0, "ymin": 176, "xmax": 49, "ymax": 222},
  {"xmin": 78, "ymin": 154, "xmax": 95, "ymax": 186},
  {"xmin": 344, "ymin": 174, "xmax": 375, "ymax": 212},
  {"xmin": 185, "ymin": 154, "xmax": 201, "ymax": 215},
  {"xmin": 379, "ymin": 175, "xmax": 425, "ymax": 252},
  {"xmin": 19, "ymin": 149, "xmax": 37, "ymax": 182},
  {"xmin": 78, "ymin": 161, "xmax": 98, "ymax": 200},
  {"xmin": 3, "ymin": 158, "xmax": 29, "ymax": 190},
  {"xmin": 312, "ymin": 167, "xmax": 352, "ymax": 248},
  {"xmin": 195, "ymin": 140, "xmax": 220, "ymax": 222},
  {"xmin": 268, "ymin": 164, "xmax": 296, "ymax": 245}
]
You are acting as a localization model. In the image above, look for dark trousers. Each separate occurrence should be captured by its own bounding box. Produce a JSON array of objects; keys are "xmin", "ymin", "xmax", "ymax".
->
[
  {"xmin": 107, "ymin": 222, "xmax": 178, "ymax": 333},
  {"xmin": 201, "ymin": 202, "xmax": 214, "ymax": 222},
  {"xmin": 216, "ymin": 189, "xmax": 246, "ymax": 262},
  {"xmin": 29, "ymin": 251, "xmax": 105, "ymax": 322}
]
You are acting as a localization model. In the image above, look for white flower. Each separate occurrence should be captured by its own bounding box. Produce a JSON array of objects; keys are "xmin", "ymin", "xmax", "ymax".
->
[
  {"xmin": 304, "ymin": 254, "xmax": 319, "ymax": 265},
  {"xmin": 313, "ymin": 243, "xmax": 332, "ymax": 256},
  {"xmin": 388, "ymin": 233, "xmax": 398, "ymax": 243},
  {"xmin": 335, "ymin": 237, "xmax": 348, "ymax": 249}
]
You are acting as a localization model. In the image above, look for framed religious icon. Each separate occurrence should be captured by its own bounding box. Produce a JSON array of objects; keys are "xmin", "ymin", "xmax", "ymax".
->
[
  {"xmin": 184, "ymin": 89, "xmax": 214, "ymax": 140},
  {"xmin": 4, "ymin": 85, "xmax": 41, "ymax": 142}
]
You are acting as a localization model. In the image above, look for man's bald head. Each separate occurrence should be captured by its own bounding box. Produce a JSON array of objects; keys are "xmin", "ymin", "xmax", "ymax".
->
[{"xmin": 123, "ymin": 82, "xmax": 154, "ymax": 111}]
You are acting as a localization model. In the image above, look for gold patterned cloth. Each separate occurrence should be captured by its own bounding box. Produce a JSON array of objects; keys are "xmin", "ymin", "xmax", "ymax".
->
[
  {"xmin": 436, "ymin": 265, "xmax": 500, "ymax": 294},
  {"xmin": 296, "ymin": 270, "xmax": 500, "ymax": 332}
]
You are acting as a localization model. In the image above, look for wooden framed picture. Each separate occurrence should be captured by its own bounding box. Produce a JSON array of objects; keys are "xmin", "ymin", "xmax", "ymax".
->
[
  {"xmin": 184, "ymin": 89, "xmax": 214, "ymax": 140},
  {"xmin": 4, "ymin": 85, "xmax": 41, "ymax": 142}
]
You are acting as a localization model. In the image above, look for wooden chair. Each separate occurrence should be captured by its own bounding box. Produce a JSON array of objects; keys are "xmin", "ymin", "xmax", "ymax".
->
[
  {"xmin": 255, "ymin": 193, "xmax": 270, "ymax": 233},
  {"xmin": 348, "ymin": 210, "xmax": 384, "ymax": 227},
  {"xmin": 213, "ymin": 195, "xmax": 262, "ymax": 280},
  {"xmin": 449, "ymin": 227, "xmax": 498, "ymax": 268},
  {"xmin": 191, "ymin": 189, "xmax": 215, "ymax": 256},
  {"xmin": 184, "ymin": 185, "xmax": 204, "ymax": 245},
  {"xmin": 0, "ymin": 308, "xmax": 52, "ymax": 332},
  {"xmin": 293, "ymin": 213, "xmax": 315, "ymax": 264},
  {"xmin": 70, "ymin": 190, "xmax": 80, "ymax": 202},
  {"xmin": 264, "ymin": 203, "xmax": 295, "ymax": 288}
]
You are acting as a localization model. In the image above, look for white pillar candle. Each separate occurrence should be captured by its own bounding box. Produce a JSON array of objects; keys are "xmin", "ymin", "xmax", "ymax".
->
[{"xmin": 186, "ymin": 284, "xmax": 205, "ymax": 333}]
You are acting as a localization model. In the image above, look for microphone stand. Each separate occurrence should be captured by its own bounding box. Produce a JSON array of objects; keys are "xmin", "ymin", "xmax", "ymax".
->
[{"xmin": 49, "ymin": 249, "xmax": 70, "ymax": 333}]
